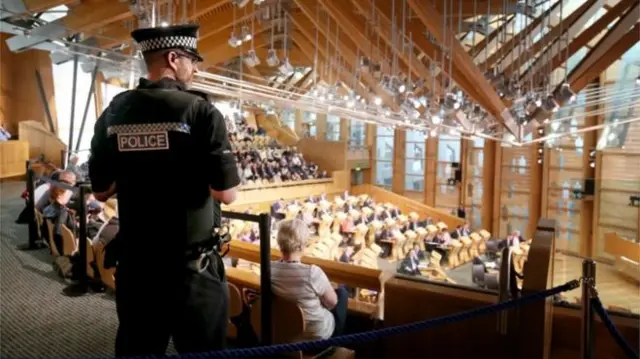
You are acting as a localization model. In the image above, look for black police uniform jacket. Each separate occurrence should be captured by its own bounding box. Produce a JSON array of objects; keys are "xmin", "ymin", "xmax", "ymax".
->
[{"xmin": 89, "ymin": 78, "xmax": 240, "ymax": 271}]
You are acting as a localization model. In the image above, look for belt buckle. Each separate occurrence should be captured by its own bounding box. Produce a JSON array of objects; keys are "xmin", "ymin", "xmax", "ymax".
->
[{"xmin": 195, "ymin": 252, "xmax": 210, "ymax": 273}]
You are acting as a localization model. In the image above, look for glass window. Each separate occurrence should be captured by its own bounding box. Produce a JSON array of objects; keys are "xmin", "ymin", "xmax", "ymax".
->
[
  {"xmin": 405, "ymin": 174, "xmax": 424, "ymax": 191},
  {"xmin": 375, "ymin": 161, "xmax": 393, "ymax": 187},
  {"xmin": 405, "ymin": 159, "xmax": 425, "ymax": 176},
  {"xmin": 53, "ymin": 61, "xmax": 98, "ymax": 163},
  {"xmin": 375, "ymin": 126, "xmax": 394, "ymax": 188},
  {"xmin": 376, "ymin": 136, "xmax": 394, "ymax": 161},
  {"xmin": 280, "ymin": 109, "xmax": 295, "ymax": 130},
  {"xmin": 438, "ymin": 135, "xmax": 461, "ymax": 162},
  {"xmin": 349, "ymin": 120, "xmax": 365, "ymax": 148},
  {"xmin": 326, "ymin": 115, "xmax": 340, "ymax": 141}
]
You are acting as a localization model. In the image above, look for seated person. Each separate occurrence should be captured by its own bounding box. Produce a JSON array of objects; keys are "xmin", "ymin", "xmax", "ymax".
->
[
  {"xmin": 42, "ymin": 184, "xmax": 76, "ymax": 255},
  {"xmin": 271, "ymin": 219, "xmax": 348, "ymax": 340},
  {"xmin": 339, "ymin": 246, "xmax": 354, "ymax": 264},
  {"xmin": 506, "ymin": 230, "xmax": 522, "ymax": 248},
  {"xmin": 36, "ymin": 171, "xmax": 77, "ymax": 211},
  {"xmin": 451, "ymin": 225, "xmax": 464, "ymax": 239},
  {"xmin": 398, "ymin": 244, "xmax": 421, "ymax": 276},
  {"xmin": 0, "ymin": 123, "xmax": 11, "ymax": 141}
]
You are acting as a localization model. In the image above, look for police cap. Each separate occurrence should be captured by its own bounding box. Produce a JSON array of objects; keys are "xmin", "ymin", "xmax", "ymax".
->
[{"xmin": 131, "ymin": 24, "xmax": 203, "ymax": 62}]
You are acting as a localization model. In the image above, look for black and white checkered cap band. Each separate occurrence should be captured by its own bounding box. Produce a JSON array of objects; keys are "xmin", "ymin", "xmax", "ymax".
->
[
  {"xmin": 138, "ymin": 36, "xmax": 197, "ymax": 53},
  {"xmin": 107, "ymin": 122, "xmax": 191, "ymax": 137}
]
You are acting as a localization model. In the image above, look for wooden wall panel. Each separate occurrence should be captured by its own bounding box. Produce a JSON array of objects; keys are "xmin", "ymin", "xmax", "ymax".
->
[
  {"xmin": 0, "ymin": 33, "xmax": 11, "ymax": 131},
  {"xmin": 464, "ymin": 141, "xmax": 485, "ymax": 229},
  {"xmin": 596, "ymin": 150, "xmax": 640, "ymax": 259},
  {"xmin": 0, "ymin": 34, "xmax": 57, "ymax": 137}
]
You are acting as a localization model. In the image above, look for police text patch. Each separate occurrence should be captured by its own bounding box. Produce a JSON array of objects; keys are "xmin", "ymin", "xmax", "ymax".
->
[{"xmin": 117, "ymin": 131, "xmax": 169, "ymax": 152}]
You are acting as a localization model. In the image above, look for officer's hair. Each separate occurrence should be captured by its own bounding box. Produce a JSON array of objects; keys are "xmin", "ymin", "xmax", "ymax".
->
[{"xmin": 276, "ymin": 219, "xmax": 309, "ymax": 255}]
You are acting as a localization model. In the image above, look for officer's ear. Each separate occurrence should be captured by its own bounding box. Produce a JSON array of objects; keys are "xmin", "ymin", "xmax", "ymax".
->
[{"xmin": 166, "ymin": 51, "xmax": 180, "ymax": 72}]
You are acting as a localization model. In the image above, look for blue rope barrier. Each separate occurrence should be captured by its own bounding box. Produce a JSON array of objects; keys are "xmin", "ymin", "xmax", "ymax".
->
[
  {"xmin": 159, "ymin": 279, "xmax": 580, "ymax": 359},
  {"xmin": 591, "ymin": 297, "xmax": 639, "ymax": 359}
]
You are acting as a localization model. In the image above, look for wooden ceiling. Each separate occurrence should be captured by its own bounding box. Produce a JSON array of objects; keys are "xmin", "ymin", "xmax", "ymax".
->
[{"xmin": 10, "ymin": 0, "xmax": 640, "ymax": 128}]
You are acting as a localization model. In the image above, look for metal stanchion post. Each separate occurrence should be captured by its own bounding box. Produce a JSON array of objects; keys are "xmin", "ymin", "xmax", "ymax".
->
[
  {"xmin": 581, "ymin": 259, "xmax": 596, "ymax": 359},
  {"xmin": 24, "ymin": 161, "xmax": 40, "ymax": 250},
  {"xmin": 77, "ymin": 185, "xmax": 89, "ymax": 292},
  {"xmin": 258, "ymin": 213, "xmax": 273, "ymax": 346}
]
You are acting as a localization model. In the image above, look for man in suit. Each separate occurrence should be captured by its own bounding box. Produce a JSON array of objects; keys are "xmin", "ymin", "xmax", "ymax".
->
[
  {"xmin": 462, "ymin": 221, "xmax": 472, "ymax": 236},
  {"xmin": 339, "ymin": 246, "xmax": 353, "ymax": 264},
  {"xmin": 398, "ymin": 245, "xmax": 421, "ymax": 276},
  {"xmin": 451, "ymin": 225, "xmax": 464, "ymax": 239}
]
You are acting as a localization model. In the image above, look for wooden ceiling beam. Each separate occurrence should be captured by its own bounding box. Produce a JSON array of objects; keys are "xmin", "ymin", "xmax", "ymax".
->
[
  {"xmin": 200, "ymin": 35, "xmax": 271, "ymax": 69},
  {"xmin": 520, "ymin": 0, "xmax": 636, "ymax": 87},
  {"xmin": 23, "ymin": 0, "xmax": 74, "ymax": 12},
  {"xmin": 478, "ymin": 0, "xmax": 564, "ymax": 67},
  {"xmin": 373, "ymin": 0, "xmax": 493, "ymax": 111},
  {"xmin": 469, "ymin": 14, "xmax": 515, "ymax": 57},
  {"xmin": 62, "ymin": 0, "xmax": 131, "ymax": 33},
  {"xmin": 500, "ymin": 0, "xmax": 602, "ymax": 77},
  {"xmin": 529, "ymin": 11, "xmax": 639, "ymax": 123},
  {"xmin": 294, "ymin": 0, "xmax": 401, "ymax": 113},
  {"xmin": 325, "ymin": 0, "xmax": 440, "ymax": 97},
  {"xmin": 95, "ymin": 0, "xmax": 229, "ymax": 50},
  {"xmin": 407, "ymin": 0, "xmax": 514, "ymax": 132},
  {"xmin": 568, "ymin": 3, "xmax": 639, "ymax": 86},
  {"xmin": 291, "ymin": 32, "xmax": 371, "ymax": 102},
  {"xmin": 432, "ymin": 0, "xmax": 518, "ymax": 18}
]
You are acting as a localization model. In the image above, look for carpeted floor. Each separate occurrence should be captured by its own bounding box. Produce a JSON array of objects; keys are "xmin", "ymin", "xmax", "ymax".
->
[{"xmin": 0, "ymin": 181, "xmax": 119, "ymax": 358}]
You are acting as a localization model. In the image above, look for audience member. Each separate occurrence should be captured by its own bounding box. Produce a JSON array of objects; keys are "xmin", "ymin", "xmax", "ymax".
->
[
  {"xmin": 270, "ymin": 219, "xmax": 348, "ymax": 340},
  {"xmin": 0, "ymin": 123, "xmax": 11, "ymax": 141},
  {"xmin": 229, "ymin": 117, "xmax": 322, "ymax": 186},
  {"xmin": 36, "ymin": 171, "xmax": 76, "ymax": 211}
]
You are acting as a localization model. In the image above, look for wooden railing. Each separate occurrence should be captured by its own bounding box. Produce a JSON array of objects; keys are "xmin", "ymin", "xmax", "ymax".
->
[
  {"xmin": 224, "ymin": 170, "xmax": 349, "ymax": 210},
  {"xmin": 351, "ymin": 184, "xmax": 465, "ymax": 229},
  {"xmin": 228, "ymin": 241, "xmax": 383, "ymax": 292},
  {"xmin": 225, "ymin": 241, "xmax": 382, "ymax": 316}
]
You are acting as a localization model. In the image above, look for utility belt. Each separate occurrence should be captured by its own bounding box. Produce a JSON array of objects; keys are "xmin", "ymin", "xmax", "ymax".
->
[
  {"xmin": 105, "ymin": 226, "xmax": 231, "ymax": 273},
  {"xmin": 185, "ymin": 226, "xmax": 232, "ymax": 274}
]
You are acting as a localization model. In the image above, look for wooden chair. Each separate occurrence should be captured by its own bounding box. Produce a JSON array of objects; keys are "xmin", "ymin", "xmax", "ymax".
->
[
  {"xmin": 46, "ymin": 219, "xmax": 60, "ymax": 257},
  {"xmin": 447, "ymin": 240, "xmax": 462, "ymax": 268},
  {"xmin": 415, "ymin": 227, "xmax": 427, "ymax": 251},
  {"xmin": 421, "ymin": 251, "xmax": 457, "ymax": 284},
  {"xmin": 318, "ymin": 215, "xmax": 333, "ymax": 238},
  {"xmin": 59, "ymin": 224, "xmax": 77, "ymax": 256},
  {"xmin": 468, "ymin": 235, "xmax": 480, "ymax": 258},
  {"xmin": 353, "ymin": 223, "xmax": 368, "ymax": 247},
  {"xmin": 436, "ymin": 222, "xmax": 448, "ymax": 231},
  {"xmin": 250, "ymin": 296, "xmax": 355, "ymax": 359},
  {"xmin": 458, "ymin": 236, "xmax": 472, "ymax": 263},
  {"xmin": 93, "ymin": 240, "xmax": 116, "ymax": 290},
  {"xmin": 34, "ymin": 208, "xmax": 44, "ymax": 241},
  {"xmin": 426, "ymin": 224, "xmax": 438, "ymax": 235},
  {"xmin": 479, "ymin": 229, "xmax": 491, "ymax": 241},
  {"xmin": 228, "ymin": 282, "xmax": 243, "ymax": 339},
  {"xmin": 470, "ymin": 232, "xmax": 484, "ymax": 254}
]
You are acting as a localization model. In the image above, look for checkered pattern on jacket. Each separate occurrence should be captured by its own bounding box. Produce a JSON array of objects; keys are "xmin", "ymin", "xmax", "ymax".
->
[{"xmin": 107, "ymin": 122, "xmax": 191, "ymax": 136}]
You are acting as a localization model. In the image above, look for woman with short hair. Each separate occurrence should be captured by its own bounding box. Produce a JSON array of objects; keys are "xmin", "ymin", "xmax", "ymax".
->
[{"xmin": 271, "ymin": 219, "xmax": 348, "ymax": 340}]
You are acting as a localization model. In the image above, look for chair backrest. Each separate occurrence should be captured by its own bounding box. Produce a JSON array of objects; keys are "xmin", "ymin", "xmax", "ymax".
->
[
  {"xmin": 92, "ymin": 241, "xmax": 115, "ymax": 290},
  {"xmin": 46, "ymin": 219, "xmax": 60, "ymax": 256},
  {"xmin": 228, "ymin": 282, "xmax": 243, "ymax": 317},
  {"xmin": 485, "ymin": 272, "xmax": 500, "ymax": 290},
  {"xmin": 472, "ymin": 264, "xmax": 485, "ymax": 284},
  {"xmin": 251, "ymin": 295, "xmax": 305, "ymax": 347},
  {"xmin": 34, "ymin": 209, "xmax": 43, "ymax": 238},
  {"xmin": 59, "ymin": 224, "xmax": 76, "ymax": 255}
]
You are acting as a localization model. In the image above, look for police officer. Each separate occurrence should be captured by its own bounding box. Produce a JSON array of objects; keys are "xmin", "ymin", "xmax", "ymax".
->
[{"xmin": 88, "ymin": 24, "xmax": 240, "ymax": 356}]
